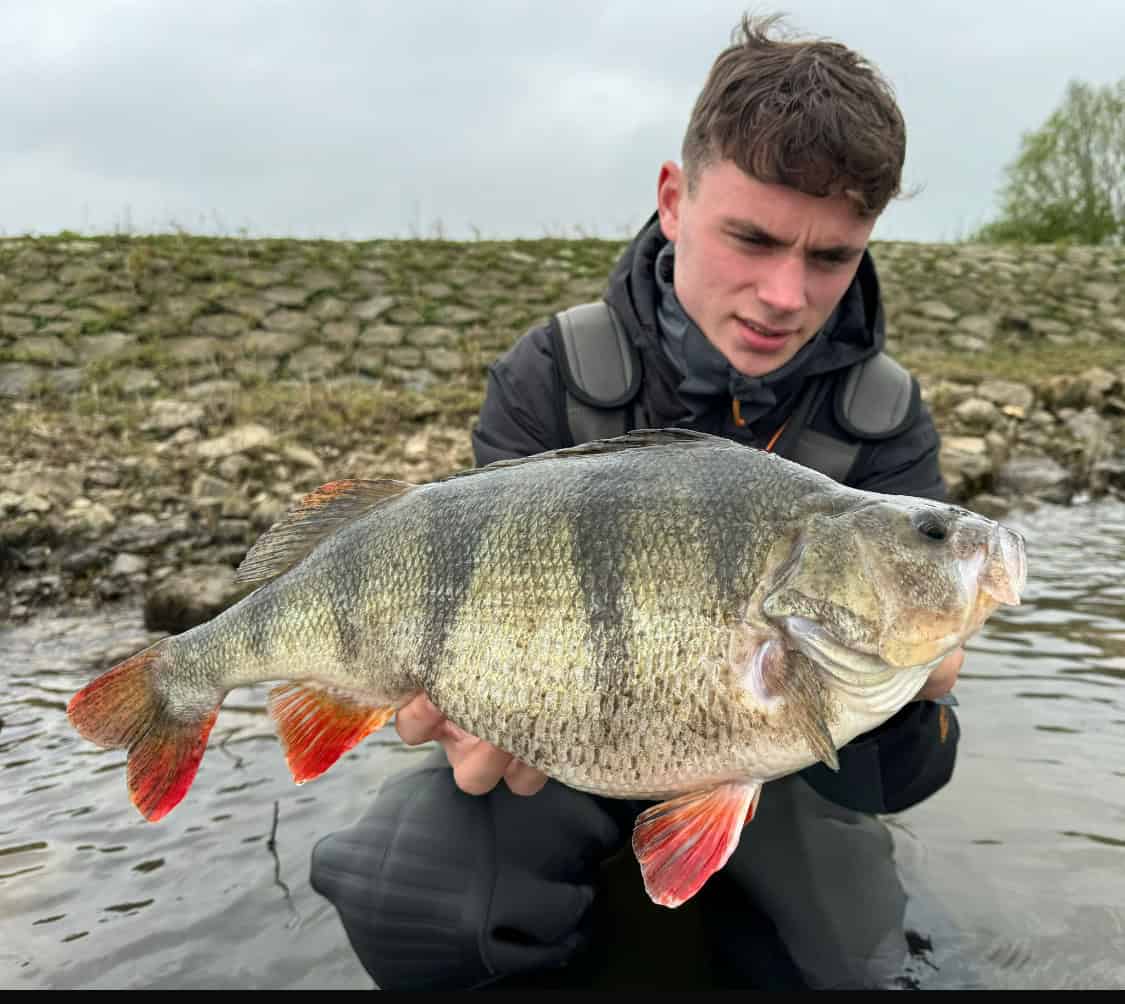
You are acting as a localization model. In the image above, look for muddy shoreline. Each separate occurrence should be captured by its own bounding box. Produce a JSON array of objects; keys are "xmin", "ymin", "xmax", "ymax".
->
[{"xmin": 4, "ymin": 364, "xmax": 1124, "ymax": 626}]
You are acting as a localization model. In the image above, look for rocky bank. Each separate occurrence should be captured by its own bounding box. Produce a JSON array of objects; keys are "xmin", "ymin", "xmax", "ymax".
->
[{"xmin": 2, "ymin": 234, "xmax": 1124, "ymax": 625}]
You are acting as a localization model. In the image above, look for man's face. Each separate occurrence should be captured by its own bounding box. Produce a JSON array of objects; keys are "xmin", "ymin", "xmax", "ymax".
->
[{"xmin": 656, "ymin": 159, "xmax": 877, "ymax": 378}]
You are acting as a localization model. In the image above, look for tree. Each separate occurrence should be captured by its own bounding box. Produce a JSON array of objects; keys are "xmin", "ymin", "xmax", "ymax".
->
[{"xmin": 975, "ymin": 78, "xmax": 1124, "ymax": 245}]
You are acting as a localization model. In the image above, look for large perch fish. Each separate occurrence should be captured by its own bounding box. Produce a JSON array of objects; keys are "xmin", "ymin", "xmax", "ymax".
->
[{"xmin": 68, "ymin": 430, "xmax": 1026, "ymax": 907}]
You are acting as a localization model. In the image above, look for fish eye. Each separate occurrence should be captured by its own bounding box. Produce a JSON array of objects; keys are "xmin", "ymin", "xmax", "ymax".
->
[{"xmin": 911, "ymin": 511, "xmax": 948, "ymax": 542}]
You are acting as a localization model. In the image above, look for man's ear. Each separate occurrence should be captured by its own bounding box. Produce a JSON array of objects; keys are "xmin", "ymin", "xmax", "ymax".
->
[{"xmin": 657, "ymin": 161, "xmax": 685, "ymax": 242}]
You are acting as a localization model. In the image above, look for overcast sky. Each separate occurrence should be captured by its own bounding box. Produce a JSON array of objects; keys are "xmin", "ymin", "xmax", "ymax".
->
[{"xmin": 3, "ymin": 0, "xmax": 1123, "ymax": 243}]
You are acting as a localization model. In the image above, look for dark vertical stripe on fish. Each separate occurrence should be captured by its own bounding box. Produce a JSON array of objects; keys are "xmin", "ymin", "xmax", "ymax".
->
[
  {"xmin": 702, "ymin": 498, "xmax": 750, "ymax": 621},
  {"xmin": 327, "ymin": 552, "xmax": 365, "ymax": 668},
  {"xmin": 569, "ymin": 472, "xmax": 632, "ymax": 703},
  {"xmin": 676, "ymin": 457, "xmax": 753, "ymax": 622},
  {"xmin": 239, "ymin": 579, "xmax": 282, "ymax": 665},
  {"xmin": 415, "ymin": 488, "xmax": 491, "ymax": 688}
]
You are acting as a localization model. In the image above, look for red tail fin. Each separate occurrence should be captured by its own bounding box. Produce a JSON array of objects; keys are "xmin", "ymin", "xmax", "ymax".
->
[{"xmin": 67, "ymin": 644, "xmax": 220, "ymax": 821}]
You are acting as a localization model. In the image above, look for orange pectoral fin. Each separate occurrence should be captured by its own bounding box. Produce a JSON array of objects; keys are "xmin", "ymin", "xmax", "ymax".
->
[
  {"xmin": 631, "ymin": 781, "xmax": 762, "ymax": 909},
  {"xmin": 268, "ymin": 682, "xmax": 397, "ymax": 784}
]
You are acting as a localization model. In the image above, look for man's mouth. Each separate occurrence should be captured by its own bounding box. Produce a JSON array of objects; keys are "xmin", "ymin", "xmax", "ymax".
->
[
  {"xmin": 740, "ymin": 318, "xmax": 799, "ymax": 338},
  {"xmin": 736, "ymin": 317, "xmax": 802, "ymax": 350}
]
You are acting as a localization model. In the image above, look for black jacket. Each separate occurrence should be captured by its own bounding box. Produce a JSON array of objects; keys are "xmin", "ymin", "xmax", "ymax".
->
[{"xmin": 470, "ymin": 216, "xmax": 958, "ymax": 814}]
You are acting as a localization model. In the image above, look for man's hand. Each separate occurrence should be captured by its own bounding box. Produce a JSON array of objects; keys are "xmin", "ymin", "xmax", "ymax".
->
[
  {"xmin": 913, "ymin": 647, "xmax": 964, "ymax": 702},
  {"xmin": 395, "ymin": 693, "xmax": 549, "ymax": 796}
]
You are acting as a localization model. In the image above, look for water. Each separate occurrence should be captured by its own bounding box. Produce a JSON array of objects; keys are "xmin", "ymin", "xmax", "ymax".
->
[
  {"xmin": 1, "ymin": 502, "xmax": 1123, "ymax": 989},
  {"xmin": 0, "ymin": 617, "xmax": 405, "ymax": 989},
  {"xmin": 893, "ymin": 501, "xmax": 1125, "ymax": 989}
]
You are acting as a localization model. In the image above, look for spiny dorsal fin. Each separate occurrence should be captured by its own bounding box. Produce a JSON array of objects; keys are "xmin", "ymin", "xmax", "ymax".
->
[
  {"xmin": 443, "ymin": 429, "xmax": 734, "ymax": 483},
  {"xmin": 236, "ymin": 479, "xmax": 414, "ymax": 584},
  {"xmin": 238, "ymin": 433, "xmax": 731, "ymax": 580}
]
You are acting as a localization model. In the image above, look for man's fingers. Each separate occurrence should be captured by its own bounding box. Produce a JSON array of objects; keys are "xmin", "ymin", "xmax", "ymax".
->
[
  {"xmin": 394, "ymin": 693, "xmax": 547, "ymax": 797},
  {"xmin": 394, "ymin": 693, "xmax": 445, "ymax": 745},
  {"xmin": 396, "ymin": 694, "xmax": 512, "ymax": 794},
  {"xmin": 451, "ymin": 741, "xmax": 514, "ymax": 795},
  {"xmin": 913, "ymin": 647, "xmax": 966, "ymax": 702},
  {"xmin": 504, "ymin": 758, "xmax": 549, "ymax": 796}
]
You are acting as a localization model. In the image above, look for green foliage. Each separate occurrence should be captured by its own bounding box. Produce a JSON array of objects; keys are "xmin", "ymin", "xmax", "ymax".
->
[{"xmin": 975, "ymin": 79, "xmax": 1124, "ymax": 245}]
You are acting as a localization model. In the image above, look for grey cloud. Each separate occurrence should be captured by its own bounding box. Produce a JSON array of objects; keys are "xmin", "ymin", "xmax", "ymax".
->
[{"xmin": 2, "ymin": 1, "xmax": 1123, "ymax": 240}]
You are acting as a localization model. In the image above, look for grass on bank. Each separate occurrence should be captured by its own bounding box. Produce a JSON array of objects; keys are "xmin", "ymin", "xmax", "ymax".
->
[
  {"xmin": 6, "ymin": 334, "xmax": 1122, "ymax": 492},
  {"xmin": 1, "ymin": 379, "xmax": 486, "ymax": 479},
  {"xmin": 7, "ymin": 333, "xmax": 1125, "ymax": 446},
  {"xmin": 897, "ymin": 341, "xmax": 1125, "ymax": 386}
]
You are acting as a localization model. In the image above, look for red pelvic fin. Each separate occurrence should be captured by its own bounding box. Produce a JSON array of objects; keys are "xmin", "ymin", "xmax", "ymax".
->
[
  {"xmin": 268, "ymin": 682, "xmax": 397, "ymax": 784},
  {"xmin": 631, "ymin": 781, "xmax": 762, "ymax": 908}
]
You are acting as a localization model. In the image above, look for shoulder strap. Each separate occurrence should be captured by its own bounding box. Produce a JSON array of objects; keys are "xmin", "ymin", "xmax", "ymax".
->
[
  {"xmin": 835, "ymin": 352, "xmax": 917, "ymax": 440},
  {"xmin": 551, "ymin": 302, "xmax": 643, "ymax": 445},
  {"xmin": 783, "ymin": 352, "xmax": 918, "ymax": 483},
  {"xmin": 775, "ymin": 377, "xmax": 857, "ymax": 481}
]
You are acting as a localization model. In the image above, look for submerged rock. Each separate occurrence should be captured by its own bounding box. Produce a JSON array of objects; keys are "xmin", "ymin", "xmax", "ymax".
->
[
  {"xmin": 994, "ymin": 456, "xmax": 1074, "ymax": 504},
  {"xmin": 143, "ymin": 564, "xmax": 251, "ymax": 633}
]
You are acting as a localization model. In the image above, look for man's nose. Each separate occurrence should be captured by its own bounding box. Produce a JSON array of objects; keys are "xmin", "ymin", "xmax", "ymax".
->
[{"xmin": 757, "ymin": 254, "xmax": 806, "ymax": 315}]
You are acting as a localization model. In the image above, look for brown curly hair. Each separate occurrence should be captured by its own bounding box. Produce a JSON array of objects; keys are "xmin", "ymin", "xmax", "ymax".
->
[{"xmin": 682, "ymin": 13, "xmax": 907, "ymax": 217}]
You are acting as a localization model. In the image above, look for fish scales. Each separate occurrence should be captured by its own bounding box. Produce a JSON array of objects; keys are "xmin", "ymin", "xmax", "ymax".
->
[{"xmin": 369, "ymin": 446, "xmax": 821, "ymax": 796}]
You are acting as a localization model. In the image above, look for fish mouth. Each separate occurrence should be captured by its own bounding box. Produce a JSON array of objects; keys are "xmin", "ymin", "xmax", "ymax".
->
[
  {"xmin": 781, "ymin": 615, "xmax": 946, "ymax": 714},
  {"xmin": 981, "ymin": 524, "xmax": 1026, "ymax": 606}
]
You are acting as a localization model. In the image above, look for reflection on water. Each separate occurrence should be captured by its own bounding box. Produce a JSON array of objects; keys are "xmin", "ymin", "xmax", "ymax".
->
[{"xmin": 1, "ymin": 502, "xmax": 1123, "ymax": 989}]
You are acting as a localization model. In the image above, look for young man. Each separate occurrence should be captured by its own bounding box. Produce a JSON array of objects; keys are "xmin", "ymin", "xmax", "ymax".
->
[{"xmin": 312, "ymin": 15, "xmax": 963, "ymax": 989}]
